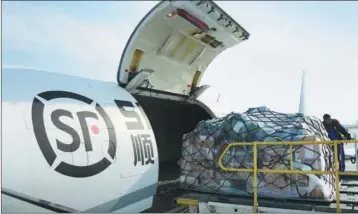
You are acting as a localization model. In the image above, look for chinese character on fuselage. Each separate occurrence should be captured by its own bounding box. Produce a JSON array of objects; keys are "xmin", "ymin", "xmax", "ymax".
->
[{"xmin": 131, "ymin": 134, "xmax": 155, "ymax": 166}]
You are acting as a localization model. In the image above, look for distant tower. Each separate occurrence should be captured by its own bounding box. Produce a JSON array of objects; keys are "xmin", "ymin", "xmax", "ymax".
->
[{"xmin": 298, "ymin": 70, "xmax": 306, "ymax": 114}]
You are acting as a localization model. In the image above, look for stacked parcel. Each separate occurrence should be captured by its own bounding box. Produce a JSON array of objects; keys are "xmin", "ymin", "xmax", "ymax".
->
[{"xmin": 179, "ymin": 107, "xmax": 336, "ymax": 201}]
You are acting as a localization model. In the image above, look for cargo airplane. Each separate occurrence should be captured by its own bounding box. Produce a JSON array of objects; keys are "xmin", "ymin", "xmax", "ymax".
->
[{"xmin": 2, "ymin": 0, "xmax": 250, "ymax": 212}]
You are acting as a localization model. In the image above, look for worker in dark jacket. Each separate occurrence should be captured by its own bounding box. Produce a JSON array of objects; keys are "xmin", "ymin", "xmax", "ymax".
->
[{"xmin": 323, "ymin": 114, "xmax": 351, "ymax": 172}]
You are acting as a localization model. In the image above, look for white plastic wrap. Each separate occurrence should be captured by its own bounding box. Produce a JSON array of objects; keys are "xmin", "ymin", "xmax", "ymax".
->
[{"xmin": 179, "ymin": 106, "xmax": 336, "ymax": 201}]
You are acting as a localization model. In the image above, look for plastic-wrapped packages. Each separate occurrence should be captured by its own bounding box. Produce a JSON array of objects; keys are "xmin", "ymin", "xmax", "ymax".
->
[{"xmin": 179, "ymin": 106, "xmax": 336, "ymax": 201}]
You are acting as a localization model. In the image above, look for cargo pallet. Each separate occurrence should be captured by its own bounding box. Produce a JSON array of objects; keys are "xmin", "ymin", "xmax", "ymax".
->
[{"xmin": 165, "ymin": 140, "xmax": 358, "ymax": 213}]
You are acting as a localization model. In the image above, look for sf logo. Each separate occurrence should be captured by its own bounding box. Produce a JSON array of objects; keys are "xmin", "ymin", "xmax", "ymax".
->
[{"xmin": 31, "ymin": 91, "xmax": 117, "ymax": 178}]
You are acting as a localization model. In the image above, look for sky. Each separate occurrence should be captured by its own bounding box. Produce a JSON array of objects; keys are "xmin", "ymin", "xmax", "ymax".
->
[{"xmin": 2, "ymin": 1, "xmax": 358, "ymax": 124}]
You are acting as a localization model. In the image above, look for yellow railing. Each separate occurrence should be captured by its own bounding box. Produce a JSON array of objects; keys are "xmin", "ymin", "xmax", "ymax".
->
[{"xmin": 218, "ymin": 140, "xmax": 358, "ymax": 213}]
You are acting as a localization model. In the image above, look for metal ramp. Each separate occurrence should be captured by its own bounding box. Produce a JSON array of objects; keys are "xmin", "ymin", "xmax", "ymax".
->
[
  {"xmin": 148, "ymin": 175, "xmax": 358, "ymax": 213},
  {"xmin": 337, "ymin": 179, "xmax": 358, "ymax": 211},
  {"xmin": 149, "ymin": 177, "xmax": 358, "ymax": 213},
  {"xmin": 173, "ymin": 179, "xmax": 358, "ymax": 213}
]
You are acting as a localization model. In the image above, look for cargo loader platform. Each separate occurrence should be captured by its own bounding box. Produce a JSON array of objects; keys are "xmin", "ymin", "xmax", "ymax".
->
[
  {"xmin": 154, "ymin": 140, "xmax": 358, "ymax": 213},
  {"xmin": 173, "ymin": 178, "xmax": 358, "ymax": 213}
]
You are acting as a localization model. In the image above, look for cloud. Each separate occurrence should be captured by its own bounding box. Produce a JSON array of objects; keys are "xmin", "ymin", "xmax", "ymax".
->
[
  {"xmin": 2, "ymin": 1, "xmax": 157, "ymax": 80},
  {"xmin": 2, "ymin": 1, "xmax": 358, "ymax": 123},
  {"xmin": 198, "ymin": 1, "xmax": 358, "ymax": 123},
  {"xmin": 2, "ymin": 64, "xmax": 42, "ymax": 71}
]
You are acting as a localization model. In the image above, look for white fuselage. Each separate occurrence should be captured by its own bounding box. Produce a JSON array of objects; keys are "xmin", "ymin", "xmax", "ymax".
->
[{"xmin": 2, "ymin": 68, "xmax": 158, "ymax": 212}]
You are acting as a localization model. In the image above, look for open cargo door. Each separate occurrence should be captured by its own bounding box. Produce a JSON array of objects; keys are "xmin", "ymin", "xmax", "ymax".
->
[{"xmin": 117, "ymin": 0, "xmax": 250, "ymax": 100}]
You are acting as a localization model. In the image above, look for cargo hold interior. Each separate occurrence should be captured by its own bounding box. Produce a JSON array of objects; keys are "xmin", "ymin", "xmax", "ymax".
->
[{"xmin": 134, "ymin": 94, "xmax": 213, "ymax": 181}]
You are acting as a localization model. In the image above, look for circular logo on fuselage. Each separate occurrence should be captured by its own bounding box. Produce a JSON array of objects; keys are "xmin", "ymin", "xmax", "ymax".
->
[{"xmin": 31, "ymin": 90, "xmax": 117, "ymax": 178}]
